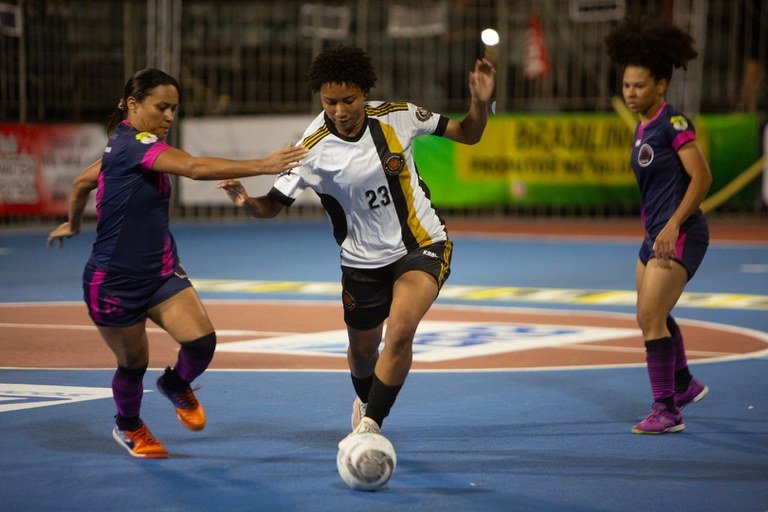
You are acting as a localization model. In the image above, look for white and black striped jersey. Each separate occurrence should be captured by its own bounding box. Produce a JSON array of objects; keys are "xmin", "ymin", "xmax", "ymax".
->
[{"xmin": 268, "ymin": 101, "xmax": 450, "ymax": 269}]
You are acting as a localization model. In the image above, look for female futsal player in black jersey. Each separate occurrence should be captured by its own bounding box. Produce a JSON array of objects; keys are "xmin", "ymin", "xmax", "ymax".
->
[{"xmin": 606, "ymin": 17, "xmax": 712, "ymax": 434}]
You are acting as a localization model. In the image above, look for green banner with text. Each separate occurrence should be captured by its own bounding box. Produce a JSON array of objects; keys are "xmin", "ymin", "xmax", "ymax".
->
[{"xmin": 413, "ymin": 113, "xmax": 758, "ymax": 210}]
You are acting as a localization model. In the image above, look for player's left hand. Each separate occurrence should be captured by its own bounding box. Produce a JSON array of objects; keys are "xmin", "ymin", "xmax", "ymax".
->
[
  {"xmin": 47, "ymin": 222, "xmax": 79, "ymax": 249},
  {"xmin": 468, "ymin": 58, "xmax": 496, "ymax": 103}
]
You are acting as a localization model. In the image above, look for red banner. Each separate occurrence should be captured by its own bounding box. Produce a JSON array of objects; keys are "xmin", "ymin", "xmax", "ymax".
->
[{"xmin": 0, "ymin": 123, "xmax": 105, "ymax": 216}]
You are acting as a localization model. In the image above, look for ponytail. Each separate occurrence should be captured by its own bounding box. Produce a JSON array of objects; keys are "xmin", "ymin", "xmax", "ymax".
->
[{"xmin": 106, "ymin": 99, "xmax": 127, "ymax": 136}]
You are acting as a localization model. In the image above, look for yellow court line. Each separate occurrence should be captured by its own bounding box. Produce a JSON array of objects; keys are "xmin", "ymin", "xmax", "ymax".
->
[
  {"xmin": 574, "ymin": 291, "xmax": 636, "ymax": 304},
  {"xmin": 190, "ymin": 279, "xmax": 768, "ymax": 311}
]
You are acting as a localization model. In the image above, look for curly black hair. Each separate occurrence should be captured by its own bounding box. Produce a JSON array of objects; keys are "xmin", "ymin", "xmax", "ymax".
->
[
  {"xmin": 306, "ymin": 45, "xmax": 377, "ymax": 93},
  {"xmin": 605, "ymin": 16, "xmax": 698, "ymax": 82}
]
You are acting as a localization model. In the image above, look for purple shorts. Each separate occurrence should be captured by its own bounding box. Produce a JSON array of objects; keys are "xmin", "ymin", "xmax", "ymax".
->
[
  {"xmin": 639, "ymin": 219, "xmax": 709, "ymax": 280},
  {"xmin": 83, "ymin": 263, "xmax": 192, "ymax": 327}
]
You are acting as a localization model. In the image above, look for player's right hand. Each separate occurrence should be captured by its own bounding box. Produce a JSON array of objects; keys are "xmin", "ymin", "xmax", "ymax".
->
[{"xmin": 216, "ymin": 180, "xmax": 249, "ymax": 207}]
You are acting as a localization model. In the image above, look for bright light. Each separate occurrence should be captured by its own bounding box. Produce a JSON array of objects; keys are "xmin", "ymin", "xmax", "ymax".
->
[{"xmin": 481, "ymin": 28, "xmax": 499, "ymax": 46}]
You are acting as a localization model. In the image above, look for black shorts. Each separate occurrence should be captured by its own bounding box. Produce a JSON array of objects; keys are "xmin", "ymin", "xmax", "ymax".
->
[
  {"xmin": 83, "ymin": 263, "xmax": 192, "ymax": 327},
  {"xmin": 340, "ymin": 241, "xmax": 452, "ymax": 330},
  {"xmin": 639, "ymin": 219, "xmax": 709, "ymax": 280}
]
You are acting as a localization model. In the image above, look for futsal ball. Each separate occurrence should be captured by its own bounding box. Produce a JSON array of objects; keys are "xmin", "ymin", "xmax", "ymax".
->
[{"xmin": 336, "ymin": 432, "xmax": 397, "ymax": 491}]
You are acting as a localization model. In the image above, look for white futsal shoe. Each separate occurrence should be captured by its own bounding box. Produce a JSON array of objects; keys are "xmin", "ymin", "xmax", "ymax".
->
[
  {"xmin": 353, "ymin": 416, "xmax": 380, "ymax": 435},
  {"xmin": 351, "ymin": 397, "xmax": 367, "ymax": 430},
  {"xmin": 340, "ymin": 416, "xmax": 381, "ymax": 447}
]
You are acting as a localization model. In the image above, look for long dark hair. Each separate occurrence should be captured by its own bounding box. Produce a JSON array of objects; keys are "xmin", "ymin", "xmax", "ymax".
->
[
  {"xmin": 605, "ymin": 16, "xmax": 698, "ymax": 83},
  {"xmin": 107, "ymin": 68, "xmax": 181, "ymax": 135}
]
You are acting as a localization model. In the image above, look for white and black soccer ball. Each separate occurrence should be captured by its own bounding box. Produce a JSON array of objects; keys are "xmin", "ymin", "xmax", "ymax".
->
[{"xmin": 337, "ymin": 432, "xmax": 397, "ymax": 491}]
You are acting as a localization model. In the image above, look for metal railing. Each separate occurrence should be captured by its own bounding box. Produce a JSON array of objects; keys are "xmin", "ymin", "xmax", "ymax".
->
[{"xmin": 1, "ymin": 0, "xmax": 766, "ymax": 124}]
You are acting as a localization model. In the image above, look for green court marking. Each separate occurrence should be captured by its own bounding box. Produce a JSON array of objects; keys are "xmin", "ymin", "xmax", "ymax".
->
[{"xmin": 192, "ymin": 279, "xmax": 768, "ymax": 311}]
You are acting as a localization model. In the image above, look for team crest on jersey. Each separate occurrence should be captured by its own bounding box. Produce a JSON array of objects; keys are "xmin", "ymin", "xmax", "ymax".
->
[
  {"xmin": 136, "ymin": 132, "xmax": 158, "ymax": 144},
  {"xmin": 342, "ymin": 290, "xmax": 356, "ymax": 310},
  {"xmin": 384, "ymin": 153, "xmax": 406, "ymax": 176},
  {"xmin": 415, "ymin": 106, "xmax": 433, "ymax": 122},
  {"xmin": 670, "ymin": 115, "xmax": 688, "ymax": 131},
  {"xmin": 637, "ymin": 143, "xmax": 654, "ymax": 167}
]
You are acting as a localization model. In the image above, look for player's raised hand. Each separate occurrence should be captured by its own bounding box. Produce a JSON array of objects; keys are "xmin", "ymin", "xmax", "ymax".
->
[
  {"xmin": 468, "ymin": 58, "xmax": 496, "ymax": 103},
  {"xmin": 259, "ymin": 144, "xmax": 308, "ymax": 174},
  {"xmin": 216, "ymin": 180, "xmax": 250, "ymax": 207}
]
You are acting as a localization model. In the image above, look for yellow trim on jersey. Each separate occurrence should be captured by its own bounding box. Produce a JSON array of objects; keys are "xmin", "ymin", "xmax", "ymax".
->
[
  {"xmin": 377, "ymin": 120, "xmax": 433, "ymax": 248},
  {"xmin": 301, "ymin": 124, "xmax": 331, "ymax": 149},
  {"xmin": 438, "ymin": 240, "xmax": 453, "ymax": 286},
  {"xmin": 365, "ymin": 102, "xmax": 409, "ymax": 117}
]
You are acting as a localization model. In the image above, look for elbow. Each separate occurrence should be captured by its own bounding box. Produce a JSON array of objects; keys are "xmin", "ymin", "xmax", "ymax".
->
[
  {"xmin": 243, "ymin": 197, "xmax": 283, "ymax": 218},
  {"xmin": 264, "ymin": 202, "xmax": 283, "ymax": 218},
  {"xmin": 72, "ymin": 175, "xmax": 96, "ymax": 196},
  {"xmin": 459, "ymin": 127, "xmax": 484, "ymax": 145},
  {"xmin": 187, "ymin": 161, "xmax": 210, "ymax": 180},
  {"xmin": 263, "ymin": 198, "xmax": 285, "ymax": 218},
  {"xmin": 455, "ymin": 132, "xmax": 482, "ymax": 146}
]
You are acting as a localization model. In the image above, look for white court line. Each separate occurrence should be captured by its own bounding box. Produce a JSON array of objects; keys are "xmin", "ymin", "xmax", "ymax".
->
[
  {"xmin": 1, "ymin": 318, "xmax": 733, "ymax": 358},
  {"xmin": 562, "ymin": 344, "xmax": 733, "ymax": 357},
  {"xmin": 1, "ymin": 300, "xmax": 766, "ymax": 371}
]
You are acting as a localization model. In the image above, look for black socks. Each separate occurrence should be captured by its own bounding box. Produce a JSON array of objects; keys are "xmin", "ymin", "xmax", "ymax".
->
[{"xmin": 364, "ymin": 374, "xmax": 402, "ymax": 427}]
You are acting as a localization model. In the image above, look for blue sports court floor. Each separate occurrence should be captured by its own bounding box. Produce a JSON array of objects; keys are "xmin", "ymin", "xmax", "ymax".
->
[{"xmin": 1, "ymin": 219, "xmax": 767, "ymax": 511}]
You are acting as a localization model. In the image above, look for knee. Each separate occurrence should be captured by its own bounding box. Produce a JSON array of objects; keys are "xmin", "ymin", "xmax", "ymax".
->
[
  {"xmin": 120, "ymin": 349, "xmax": 149, "ymax": 370},
  {"xmin": 636, "ymin": 308, "xmax": 653, "ymax": 336},
  {"xmin": 180, "ymin": 331, "xmax": 216, "ymax": 357},
  {"xmin": 348, "ymin": 341, "xmax": 379, "ymax": 362},
  {"xmin": 383, "ymin": 324, "xmax": 416, "ymax": 353},
  {"xmin": 636, "ymin": 307, "xmax": 664, "ymax": 338}
]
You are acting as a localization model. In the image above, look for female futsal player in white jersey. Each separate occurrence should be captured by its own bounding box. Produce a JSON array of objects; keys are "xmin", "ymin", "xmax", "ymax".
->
[{"xmin": 218, "ymin": 45, "xmax": 495, "ymax": 442}]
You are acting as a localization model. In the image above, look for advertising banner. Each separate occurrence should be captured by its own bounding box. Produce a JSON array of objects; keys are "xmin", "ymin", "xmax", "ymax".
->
[
  {"xmin": 415, "ymin": 113, "xmax": 759, "ymax": 210},
  {"xmin": 4, "ymin": 113, "xmax": 752, "ymax": 217},
  {"xmin": 179, "ymin": 115, "xmax": 316, "ymax": 206},
  {"xmin": 415, "ymin": 114, "xmax": 639, "ymax": 208},
  {"xmin": 0, "ymin": 123, "xmax": 104, "ymax": 215}
]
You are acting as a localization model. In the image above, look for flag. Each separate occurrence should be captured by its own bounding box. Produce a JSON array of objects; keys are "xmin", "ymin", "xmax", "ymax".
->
[{"xmin": 523, "ymin": 11, "xmax": 550, "ymax": 79}]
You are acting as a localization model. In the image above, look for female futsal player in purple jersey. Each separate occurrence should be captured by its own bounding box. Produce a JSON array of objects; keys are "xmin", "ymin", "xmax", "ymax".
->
[
  {"xmin": 48, "ymin": 68, "xmax": 306, "ymax": 458},
  {"xmin": 606, "ymin": 18, "xmax": 712, "ymax": 434}
]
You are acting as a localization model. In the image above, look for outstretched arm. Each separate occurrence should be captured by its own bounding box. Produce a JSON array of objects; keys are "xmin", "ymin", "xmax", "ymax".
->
[
  {"xmin": 216, "ymin": 180, "xmax": 285, "ymax": 218},
  {"xmin": 153, "ymin": 144, "xmax": 308, "ymax": 180},
  {"xmin": 47, "ymin": 159, "xmax": 101, "ymax": 248},
  {"xmin": 442, "ymin": 58, "xmax": 496, "ymax": 145}
]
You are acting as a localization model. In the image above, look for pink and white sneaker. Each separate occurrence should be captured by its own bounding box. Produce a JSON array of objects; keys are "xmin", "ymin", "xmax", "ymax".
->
[
  {"xmin": 632, "ymin": 402, "xmax": 685, "ymax": 435},
  {"xmin": 675, "ymin": 378, "xmax": 709, "ymax": 410}
]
